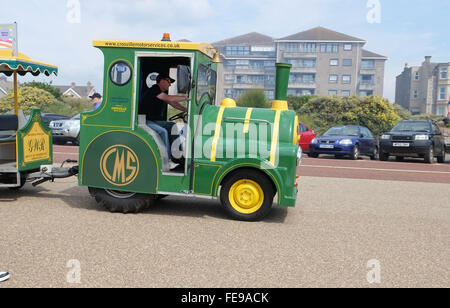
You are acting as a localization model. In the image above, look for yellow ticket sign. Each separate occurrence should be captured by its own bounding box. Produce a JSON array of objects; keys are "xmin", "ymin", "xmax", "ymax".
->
[
  {"xmin": 23, "ymin": 121, "xmax": 51, "ymax": 163},
  {"xmin": 16, "ymin": 109, "xmax": 53, "ymax": 171}
]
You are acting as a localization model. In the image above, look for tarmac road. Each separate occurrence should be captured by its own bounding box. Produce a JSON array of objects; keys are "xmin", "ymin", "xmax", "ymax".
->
[{"xmin": 0, "ymin": 155, "xmax": 449, "ymax": 287}]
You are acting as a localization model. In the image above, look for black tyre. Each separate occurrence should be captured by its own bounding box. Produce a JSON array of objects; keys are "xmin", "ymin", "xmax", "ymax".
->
[
  {"xmin": 308, "ymin": 152, "xmax": 319, "ymax": 158},
  {"xmin": 370, "ymin": 147, "xmax": 379, "ymax": 160},
  {"xmin": 351, "ymin": 145, "xmax": 360, "ymax": 160},
  {"xmin": 424, "ymin": 146, "xmax": 434, "ymax": 164},
  {"xmin": 88, "ymin": 187, "xmax": 155, "ymax": 213},
  {"xmin": 437, "ymin": 147, "xmax": 445, "ymax": 163},
  {"xmin": 220, "ymin": 169, "xmax": 275, "ymax": 221},
  {"xmin": 379, "ymin": 151, "xmax": 389, "ymax": 161}
]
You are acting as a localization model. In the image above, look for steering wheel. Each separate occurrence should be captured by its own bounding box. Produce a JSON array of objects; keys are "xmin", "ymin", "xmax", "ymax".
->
[{"xmin": 169, "ymin": 111, "xmax": 188, "ymax": 123}]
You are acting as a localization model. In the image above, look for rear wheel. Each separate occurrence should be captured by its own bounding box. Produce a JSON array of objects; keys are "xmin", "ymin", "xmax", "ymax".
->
[
  {"xmin": 437, "ymin": 147, "xmax": 445, "ymax": 163},
  {"xmin": 220, "ymin": 169, "xmax": 274, "ymax": 221},
  {"xmin": 88, "ymin": 187, "xmax": 155, "ymax": 213},
  {"xmin": 424, "ymin": 146, "xmax": 434, "ymax": 164}
]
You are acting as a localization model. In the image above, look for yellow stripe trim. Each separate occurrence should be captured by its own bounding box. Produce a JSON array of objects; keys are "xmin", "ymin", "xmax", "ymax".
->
[
  {"xmin": 243, "ymin": 108, "xmax": 253, "ymax": 134},
  {"xmin": 270, "ymin": 110, "xmax": 281, "ymax": 165},
  {"xmin": 210, "ymin": 106, "xmax": 226, "ymax": 162}
]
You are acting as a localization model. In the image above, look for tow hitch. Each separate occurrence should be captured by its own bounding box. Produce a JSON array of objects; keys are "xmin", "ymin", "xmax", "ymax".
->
[{"xmin": 28, "ymin": 159, "xmax": 79, "ymax": 187}]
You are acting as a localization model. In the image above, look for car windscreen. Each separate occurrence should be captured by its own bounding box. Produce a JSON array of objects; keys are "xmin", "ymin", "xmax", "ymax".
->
[
  {"xmin": 323, "ymin": 126, "xmax": 359, "ymax": 136},
  {"xmin": 391, "ymin": 122, "xmax": 431, "ymax": 132},
  {"xmin": 72, "ymin": 114, "xmax": 80, "ymax": 120}
]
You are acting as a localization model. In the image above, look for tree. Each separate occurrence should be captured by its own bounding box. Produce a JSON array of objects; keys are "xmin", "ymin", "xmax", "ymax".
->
[
  {"xmin": 236, "ymin": 89, "xmax": 270, "ymax": 108},
  {"xmin": 287, "ymin": 95, "xmax": 316, "ymax": 113},
  {"xmin": 22, "ymin": 81, "xmax": 63, "ymax": 100},
  {"xmin": 298, "ymin": 95, "xmax": 408, "ymax": 136},
  {"xmin": 0, "ymin": 87, "xmax": 59, "ymax": 114}
]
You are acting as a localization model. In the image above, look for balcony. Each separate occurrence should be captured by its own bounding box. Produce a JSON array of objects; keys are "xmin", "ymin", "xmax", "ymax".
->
[
  {"xmin": 358, "ymin": 83, "xmax": 376, "ymax": 91},
  {"xmin": 290, "ymin": 67, "xmax": 317, "ymax": 73},
  {"xmin": 288, "ymin": 82, "xmax": 317, "ymax": 89},
  {"xmin": 282, "ymin": 52, "xmax": 317, "ymax": 58}
]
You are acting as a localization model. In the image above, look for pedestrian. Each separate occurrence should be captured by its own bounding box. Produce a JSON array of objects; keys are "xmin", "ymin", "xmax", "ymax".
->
[
  {"xmin": 0, "ymin": 271, "xmax": 10, "ymax": 282},
  {"xmin": 89, "ymin": 93, "xmax": 103, "ymax": 111}
]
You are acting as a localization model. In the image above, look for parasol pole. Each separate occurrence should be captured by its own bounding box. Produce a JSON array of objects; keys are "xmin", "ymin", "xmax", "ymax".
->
[{"xmin": 13, "ymin": 69, "xmax": 18, "ymax": 116}]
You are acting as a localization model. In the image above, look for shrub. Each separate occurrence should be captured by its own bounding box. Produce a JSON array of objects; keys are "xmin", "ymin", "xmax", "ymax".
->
[{"xmin": 236, "ymin": 89, "xmax": 270, "ymax": 108}]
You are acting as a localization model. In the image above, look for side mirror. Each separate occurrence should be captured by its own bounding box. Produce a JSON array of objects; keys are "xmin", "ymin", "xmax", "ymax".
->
[{"xmin": 177, "ymin": 65, "xmax": 192, "ymax": 95}]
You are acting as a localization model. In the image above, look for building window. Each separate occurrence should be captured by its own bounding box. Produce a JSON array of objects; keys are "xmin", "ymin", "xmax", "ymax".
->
[
  {"xmin": 328, "ymin": 90, "xmax": 338, "ymax": 95},
  {"xmin": 343, "ymin": 43, "xmax": 353, "ymax": 51},
  {"xmin": 359, "ymin": 90, "xmax": 373, "ymax": 96},
  {"xmin": 413, "ymin": 89, "xmax": 419, "ymax": 99},
  {"xmin": 320, "ymin": 43, "xmax": 338, "ymax": 53},
  {"xmin": 342, "ymin": 75, "xmax": 351, "ymax": 84},
  {"xmin": 330, "ymin": 59, "xmax": 339, "ymax": 66},
  {"xmin": 329, "ymin": 74, "xmax": 338, "ymax": 83},
  {"xmin": 360, "ymin": 74, "xmax": 375, "ymax": 85},
  {"xmin": 343, "ymin": 59, "xmax": 353, "ymax": 66},
  {"xmin": 225, "ymin": 46, "xmax": 250, "ymax": 56},
  {"xmin": 264, "ymin": 90, "xmax": 274, "ymax": 100},
  {"xmin": 361, "ymin": 59, "xmax": 375, "ymax": 69},
  {"xmin": 414, "ymin": 72, "xmax": 420, "ymax": 80},
  {"xmin": 301, "ymin": 43, "xmax": 317, "ymax": 53},
  {"xmin": 440, "ymin": 87, "xmax": 446, "ymax": 100},
  {"xmin": 438, "ymin": 106, "xmax": 446, "ymax": 115},
  {"xmin": 341, "ymin": 90, "xmax": 351, "ymax": 97},
  {"xmin": 285, "ymin": 43, "xmax": 300, "ymax": 52},
  {"xmin": 440, "ymin": 68, "xmax": 448, "ymax": 79}
]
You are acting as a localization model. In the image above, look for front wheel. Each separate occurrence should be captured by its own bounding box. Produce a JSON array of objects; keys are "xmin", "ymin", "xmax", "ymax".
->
[
  {"xmin": 437, "ymin": 147, "xmax": 445, "ymax": 163},
  {"xmin": 220, "ymin": 169, "xmax": 274, "ymax": 221},
  {"xmin": 351, "ymin": 145, "xmax": 360, "ymax": 160},
  {"xmin": 88, "ymin": 187, "xmax": 155, "ymax": 213},
  {"xmin": 424, "ymin": 146, "xmax": 434, "ymax": 164}
]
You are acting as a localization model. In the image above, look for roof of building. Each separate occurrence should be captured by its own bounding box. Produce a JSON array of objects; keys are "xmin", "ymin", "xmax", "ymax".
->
[
  {"xmin": 213, "ymin": 32, "xmax": 274, "ymax": 46},
  {"xmin": 276, "ymin": 26, "xmax": 366, "ymax": 42},
  {"xmin": 362, "ymin": 49, "xmax": 387, "ymax": 59},
  {"xmin": 53, "ymin": 83, "xmax": 96, "ymax": 98}
]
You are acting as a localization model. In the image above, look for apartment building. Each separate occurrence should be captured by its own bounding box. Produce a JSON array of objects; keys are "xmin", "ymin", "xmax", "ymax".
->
[
  {"xmin": 213, "ymin": 32, "xmax": 277, "ymax": 100},
  {"xmin": 395, "ymin": 56, "xmax": 450, "ymax": 115},
  {"xmin": 213, "ymin": 27, "xmax": 387, "ymax": 100}
]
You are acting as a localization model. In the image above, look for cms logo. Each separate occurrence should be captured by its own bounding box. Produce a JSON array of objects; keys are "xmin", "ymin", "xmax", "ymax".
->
[{"xmin": 100, "ymin": 145, "xmax": 139, "ymax": 186}]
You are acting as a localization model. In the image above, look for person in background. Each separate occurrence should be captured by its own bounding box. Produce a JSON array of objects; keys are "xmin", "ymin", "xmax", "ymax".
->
[{"xmin": 89, "ymin": 93, "xmax": 103, "ymax": 111}]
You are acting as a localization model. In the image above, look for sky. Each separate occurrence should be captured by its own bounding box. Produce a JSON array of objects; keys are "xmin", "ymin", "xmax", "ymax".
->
[{"xmin": 1, "ymin": 0, "xmax": 449, "ymax": 102}]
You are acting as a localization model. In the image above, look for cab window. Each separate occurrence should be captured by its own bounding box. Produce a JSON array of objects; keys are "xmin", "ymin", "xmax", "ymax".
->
[{"xmin": 196, "ymin": 64, "xmax": 217, "ymax": 105}]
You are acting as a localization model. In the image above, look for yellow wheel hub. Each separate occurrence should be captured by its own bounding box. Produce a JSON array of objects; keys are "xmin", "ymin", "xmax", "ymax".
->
[{"xmin": 228, "ymin": 179, "xmax": 264, "ymax": 214}]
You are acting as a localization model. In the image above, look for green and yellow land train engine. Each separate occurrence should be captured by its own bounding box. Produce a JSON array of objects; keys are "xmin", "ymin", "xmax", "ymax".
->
[{"xmin": 78, "ymin": 36, "xmax": 301, "ymax": 221}]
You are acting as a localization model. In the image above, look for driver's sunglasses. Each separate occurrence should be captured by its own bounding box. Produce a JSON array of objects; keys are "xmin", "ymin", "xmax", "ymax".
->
[{"xmin": 165, "ymin": 79, "xmax": 172, "ymax": 84}]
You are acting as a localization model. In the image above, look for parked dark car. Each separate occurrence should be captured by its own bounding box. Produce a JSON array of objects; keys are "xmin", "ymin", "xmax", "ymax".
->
[
  {"xmin": 309, "ymin": 125, "xmax": 378, "ymax": 160},
  {"xmin": 379, "ymin": 120, "xmax": 446, "ymax": 163}
]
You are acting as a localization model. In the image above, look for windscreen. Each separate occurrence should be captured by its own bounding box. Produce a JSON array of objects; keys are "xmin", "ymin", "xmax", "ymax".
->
[
  {"xmin": 323, "ymin": 126, "xmax": 359, "ymax": 136},
  {"xmin": 391, "ymin": 121, "xmax": 431, "ymax": 132}
]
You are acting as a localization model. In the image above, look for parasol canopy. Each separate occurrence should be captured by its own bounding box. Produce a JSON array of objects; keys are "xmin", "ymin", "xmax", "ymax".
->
[
  {"xmin": 0, "ymin": 49, "xmax": 58, "ymax": 115},
  {"xmin": 0, "ymin": 49, "xmax": 58, "ymax": 76}
]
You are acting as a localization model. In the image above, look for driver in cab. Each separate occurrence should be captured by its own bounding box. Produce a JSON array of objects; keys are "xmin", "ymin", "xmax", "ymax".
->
[{"xmin": 139, "ymin": 73, "xmax": 187, "ymax": 169}]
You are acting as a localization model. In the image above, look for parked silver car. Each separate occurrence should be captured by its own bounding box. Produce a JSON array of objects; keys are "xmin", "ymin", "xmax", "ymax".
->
[{"xmin": 49, "ymin": 114, "xmax": 80, "ymax": 145}]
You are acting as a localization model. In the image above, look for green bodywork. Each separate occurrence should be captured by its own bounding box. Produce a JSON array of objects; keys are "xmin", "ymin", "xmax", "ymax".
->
[{"xmin": 79, "ymin": 41, "xmax": 298, "ymax": 207}]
